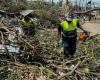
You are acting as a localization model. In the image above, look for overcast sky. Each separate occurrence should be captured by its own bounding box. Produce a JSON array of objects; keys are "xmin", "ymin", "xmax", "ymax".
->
[
  {"xmin": 27, "ymin": 0, "xmax": 100, "ymax": 6},
  {"xmin": 27, "ymin": 0, "xmax": 100, "ymax": 3},
  {"xmin": 52, "ymin": 0, "xmax": 100, "ymax": 3}
]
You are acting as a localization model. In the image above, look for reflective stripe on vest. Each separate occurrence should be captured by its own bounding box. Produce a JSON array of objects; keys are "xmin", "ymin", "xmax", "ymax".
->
[
  {"xmin": 60, "ymin": 18, "xmax": 78, "ymax": 31},
  {"xmin": 22, "ymin": 18, "xmax": 33, "ymax": 27}
]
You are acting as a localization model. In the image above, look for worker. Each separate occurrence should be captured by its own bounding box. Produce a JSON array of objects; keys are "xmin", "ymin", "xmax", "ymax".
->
[
  {"xmin": 58, "ymin": 13, "xmax": 88, "ymax": 58},
  {"xmin": 21, "ymin": 16, "xmax": 35, "ymax": 36}
]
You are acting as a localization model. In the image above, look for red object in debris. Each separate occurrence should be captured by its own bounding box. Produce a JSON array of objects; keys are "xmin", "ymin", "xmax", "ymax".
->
[{"xmin": 79, "ymin": 33, "xmax": 89, "ymax": 39}]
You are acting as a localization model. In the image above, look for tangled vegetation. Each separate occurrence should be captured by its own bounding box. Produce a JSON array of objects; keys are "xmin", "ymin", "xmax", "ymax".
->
[
  {"xmin": 0, "ymin": 26, "xmax": 100, "ymax": 80},
  {"xmin": 0, "ymin": 1, "xmax": 100, "ymax": 80}
]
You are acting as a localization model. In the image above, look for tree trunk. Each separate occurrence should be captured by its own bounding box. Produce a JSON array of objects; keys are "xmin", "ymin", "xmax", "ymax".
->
[
  {"xmin": 82, "ymin": 0, "xmax": 84, "ymax": 11},
  {"xmin": 75, "ymin": 0, "xmax": 78, "ymax": 11},
  {"xmin": 66, "ymin": 0, "xmax": 68, "ymax": 5},
  {"xmin": 78, "ymin": 0, "xmax": 81, "ymax": 11},
  {"xmin": 52, "ymin": 0, "xmax": 53, "ymax": 6},
  {"xmin": 85, "ymin": 0, "xmax": 87, "ymax": 10},
  {"xmin": 59, "ymin": 0, "xmax": 63, "ymax": 6}
]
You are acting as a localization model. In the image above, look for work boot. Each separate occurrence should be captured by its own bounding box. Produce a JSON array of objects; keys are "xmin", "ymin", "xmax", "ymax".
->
[{"xmin": 64, "ymin": 54, "xmax": 70, "ymax": 60}]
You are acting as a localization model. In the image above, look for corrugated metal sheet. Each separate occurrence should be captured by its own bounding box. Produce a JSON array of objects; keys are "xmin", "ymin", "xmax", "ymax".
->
[{"xmin": 20, "ymin": 9, "xmax": 33, "ymax": 16}]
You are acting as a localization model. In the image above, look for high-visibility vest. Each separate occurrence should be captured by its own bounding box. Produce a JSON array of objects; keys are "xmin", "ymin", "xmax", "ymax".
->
[
  {"xmin": 21, "ymin": 18, "xmax": 33, "ymax": 27},
  {"xmin": 60, "ymin": 18, "xmax": 78, "ymax": 31}
]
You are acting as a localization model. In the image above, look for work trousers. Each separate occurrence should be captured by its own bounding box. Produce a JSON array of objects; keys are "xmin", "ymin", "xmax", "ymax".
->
[
  {"xmin": 62, "ymin": 35, "xmax": 77, "ymax": 57},
  {"xmin": 23, "ymin": 26, "xmax": 35, "ymax": 36}
]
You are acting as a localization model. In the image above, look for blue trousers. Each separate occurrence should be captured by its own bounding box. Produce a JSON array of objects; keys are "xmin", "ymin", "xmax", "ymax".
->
[{"xmin": 62, "ymin": 35, "xmax": 77, "ymax": 57}]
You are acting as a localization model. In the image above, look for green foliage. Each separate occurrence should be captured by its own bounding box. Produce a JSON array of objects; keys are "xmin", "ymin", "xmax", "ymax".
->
[
  {"xmin": 7, "ymin": 2, "xmax": 27, "ymax": 12},
  {"xmin": 43, "ymin": 68, "xmax": 57, "ymax": 80},
  {"xmin": 0, "ymin": 61, "xmax": 21, "ymax": 80}
]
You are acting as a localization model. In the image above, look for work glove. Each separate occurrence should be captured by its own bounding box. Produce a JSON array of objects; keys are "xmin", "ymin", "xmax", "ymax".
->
[{"xmin": 58, "ymin": 39, "xmax": 63, "ymax": 45}]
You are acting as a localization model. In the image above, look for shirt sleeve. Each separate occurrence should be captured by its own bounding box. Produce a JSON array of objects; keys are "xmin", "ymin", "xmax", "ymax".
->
[{"xmin": 77, "ymin": 21, "xmax": 85, "ymax": 31}]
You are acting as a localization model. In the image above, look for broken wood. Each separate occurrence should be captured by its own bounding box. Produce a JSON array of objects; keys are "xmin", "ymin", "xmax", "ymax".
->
[{"xmin": 75, "ymin": 8, "xmax": 100, "ymax": 14}]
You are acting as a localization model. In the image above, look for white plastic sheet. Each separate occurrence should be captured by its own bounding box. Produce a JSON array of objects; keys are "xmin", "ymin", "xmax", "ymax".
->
[{"xmin": 0, "ymin": 44, "xmax": 19, "ymax": 53}]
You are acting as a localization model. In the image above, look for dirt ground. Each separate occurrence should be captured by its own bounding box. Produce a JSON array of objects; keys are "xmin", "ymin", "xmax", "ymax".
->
[
  {"xmin": 52, "ymin": 20, "xmax": 100, "ymax": 36},
  {"xmin": 83, "ymin": 21, "xmax": 100, "ymax": 34}
]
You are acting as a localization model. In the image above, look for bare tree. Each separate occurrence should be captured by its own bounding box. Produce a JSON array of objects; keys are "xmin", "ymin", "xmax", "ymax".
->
[
  {"xmin": 49, "ymin": 0, "xmax": 54, "ymax": 6},
  {"xmin": 82, "ymin": 0, "xmax": 85, "ymax": 11},
  {"xmin": 16, "ymin": 0, "xmax": 27, "ymax": 3},
  {"xmin": 66, "ymin": 0, "xmax": 68, "ymax": 5},
  {"xmin": 59, "ymin": 0, "xmax": 63, "ymax": 6},
  {"xmin": 74, "ymin": 0, "xmax": 78, "ymax": 11},
  {"xmin": 78, "ymin": 0, "xmax": 81, "ymax": 11},
  {"xmin": 85, "ymin": 0, "xmax": 88, "ymax": 10}
]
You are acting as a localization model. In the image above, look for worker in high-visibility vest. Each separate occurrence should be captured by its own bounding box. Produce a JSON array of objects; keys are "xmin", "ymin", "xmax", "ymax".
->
[
  {"xmin": 21, "ymin": 16, "xmax": 35, "ymax": 36},
  {"xmin": 58, "ymin": 13, "xmax": 88, "ymax": 58}
]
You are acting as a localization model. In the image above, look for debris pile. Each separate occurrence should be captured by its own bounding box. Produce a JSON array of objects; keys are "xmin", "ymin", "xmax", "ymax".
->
[
  {"xmin": 0, "ymin": 8, "xmax": 100, "ymax": 80},
  {"xmin": 0, "ymin": 17, "xmax": 100, "ymax": 79}
]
